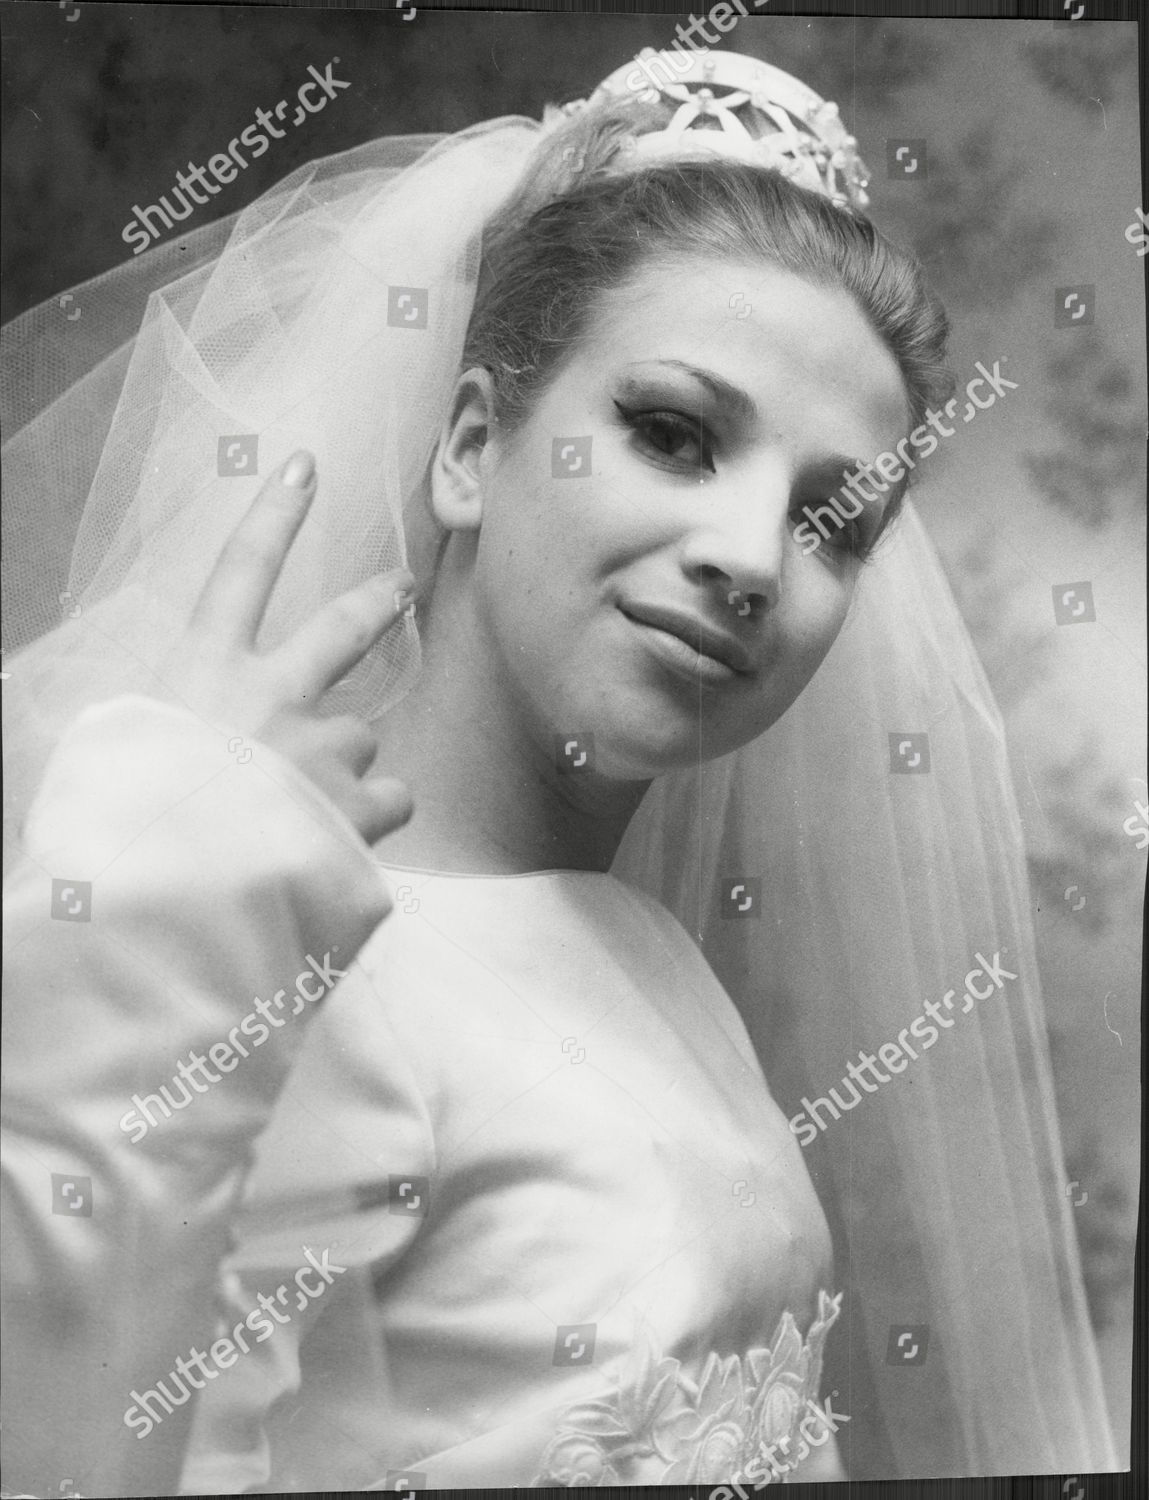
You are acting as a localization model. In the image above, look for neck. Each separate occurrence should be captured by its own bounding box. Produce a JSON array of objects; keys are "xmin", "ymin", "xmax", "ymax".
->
[{"xmin": 369, "ymin": 576, "xmax": 650, "ymax": 876}]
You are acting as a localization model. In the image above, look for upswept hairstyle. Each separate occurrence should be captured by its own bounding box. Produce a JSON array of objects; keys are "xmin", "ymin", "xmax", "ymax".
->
[{"xmin": 461, "ymin": 95, "xmax": 953, "ymax": 531}]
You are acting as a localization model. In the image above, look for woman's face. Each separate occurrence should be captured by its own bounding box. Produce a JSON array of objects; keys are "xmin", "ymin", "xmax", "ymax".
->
[{"xmin": 441, "ymin": 255, "xmax": 909, "ymax": 779}]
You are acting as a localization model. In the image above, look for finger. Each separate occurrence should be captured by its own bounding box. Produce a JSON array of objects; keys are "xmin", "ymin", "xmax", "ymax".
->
[
  {"xmin": 349, "ymin": 774, "xmax": 414, "ymax": 849},
  {"xmin": 191, "ymin": 450, "xmax": 318, "ymax": 646},
  {"xmin": 323, "ymin": 715, "xmax": 380, "ymax": 778},
  {"xmin": 273, "ymin": 569, "xmax": 416, "ymax": 695},
  {"xmin": 246, "ymin": 711, "xmax": 380, "ymax": 782}
]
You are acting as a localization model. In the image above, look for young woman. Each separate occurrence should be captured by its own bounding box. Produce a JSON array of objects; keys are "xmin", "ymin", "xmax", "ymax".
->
[{"xmin": 1, "ymin": 48, "xmax": 1117, "ymax": 1495}]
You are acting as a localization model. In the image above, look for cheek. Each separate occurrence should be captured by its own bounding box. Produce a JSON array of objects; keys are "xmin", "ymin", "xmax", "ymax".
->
[
  {"xmin": 473, "ymin": 458, "xmax": 553, "ymax": 579},
  {"xmin": 478, "ymin": 452, "xmax": 621, "ymax": 604},
  {"xmin": 802, "ymin": 571, "xmax": 854, "ymax": 653},
  {"xmin": 742, "ymin": 573, "xmax": 853, "ymax": 732},
  {"xmin": 470, "ymin": 463, "xmax": 600, "ymax": 660},
  {"xmin": 783, "ymin": 571, "xmax": 854, "ymax": 682}
]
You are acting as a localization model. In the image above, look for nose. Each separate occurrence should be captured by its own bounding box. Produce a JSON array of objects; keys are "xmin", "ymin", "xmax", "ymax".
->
[{"xmin": 677, "ymin": 465, "xmax": 792, "ymax": 613}]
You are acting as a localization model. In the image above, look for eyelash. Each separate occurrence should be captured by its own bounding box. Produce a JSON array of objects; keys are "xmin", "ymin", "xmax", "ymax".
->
[
  {"xmin": 818, "ymin": 508, "xmax": 880, "ymax": 565},
  {"xmin": 615, "ymin": 403, "xmax": 715, "ymax": 474},
  {"xmin": 615, "ymin": 400, "xmax": 881, "ymax": 564}
]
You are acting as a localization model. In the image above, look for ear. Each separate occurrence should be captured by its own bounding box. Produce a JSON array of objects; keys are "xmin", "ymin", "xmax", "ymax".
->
[{"xmin": 430, "ymin": 366, "xmax": 499, "ymax": 533}]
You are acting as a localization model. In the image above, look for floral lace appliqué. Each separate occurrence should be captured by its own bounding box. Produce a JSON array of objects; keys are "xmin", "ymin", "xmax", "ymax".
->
[{"xmin": 531, "ymin": 1290, "xmax": 842, "ymax": 1486}]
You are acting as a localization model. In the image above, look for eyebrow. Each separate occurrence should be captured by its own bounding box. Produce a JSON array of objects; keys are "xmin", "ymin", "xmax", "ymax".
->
[
  {"xmin": 623, "ymin": 359, "xmax": 909, "ymax": 514},
  {"xmin": 621, "ymin": 359, "xmax": 758, "ymax": 426}
]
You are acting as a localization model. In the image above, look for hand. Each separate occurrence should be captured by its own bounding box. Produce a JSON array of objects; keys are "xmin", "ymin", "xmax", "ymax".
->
[{"xmin": 161, "ymin": 449, "xmax": 414, "ymax": 845}]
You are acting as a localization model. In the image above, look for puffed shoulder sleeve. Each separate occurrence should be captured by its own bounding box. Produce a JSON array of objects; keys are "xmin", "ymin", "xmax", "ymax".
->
[{"xmin": 1, "ymin": 695, "xmax": 392, "ymax": 1499}]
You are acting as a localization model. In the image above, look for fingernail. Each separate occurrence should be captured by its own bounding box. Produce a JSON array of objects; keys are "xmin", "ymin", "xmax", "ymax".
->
[
  {"xmin": 391, "ymin": 572, "xmax": 418, "ymax": 615},
  {"xmin": 282, "ymin": 450, "xmax": 315, "ymax": 488}
]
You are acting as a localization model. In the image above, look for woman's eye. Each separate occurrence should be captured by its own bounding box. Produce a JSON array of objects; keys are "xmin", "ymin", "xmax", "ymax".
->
[
  {"xmin": 826, "ymin": 517, "xmax": 872, "ymax": 561},
  {"xmin": 616, "ymin": 404, "xmax": 715, "ymax": 473},
  {"xmin": 791, "ymin": 501, "xmax": 877, "ymax": 565}
]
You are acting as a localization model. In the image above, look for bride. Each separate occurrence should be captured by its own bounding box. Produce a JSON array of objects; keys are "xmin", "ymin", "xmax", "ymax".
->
[{"xmin": 1, "ymin": 46, "xmax": 1117, "ymax": 1496}]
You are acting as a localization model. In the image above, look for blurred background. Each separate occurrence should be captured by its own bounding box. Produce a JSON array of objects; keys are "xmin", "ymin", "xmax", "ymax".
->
[{"xmin": 2, "ymin": 0, "xmax": 1143, "ymax": 1453}]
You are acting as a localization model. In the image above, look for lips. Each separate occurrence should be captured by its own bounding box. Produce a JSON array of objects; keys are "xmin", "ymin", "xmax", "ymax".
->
[{"xmin": 620, "ymin": 601, "xmax": 757, "ymax": 676}]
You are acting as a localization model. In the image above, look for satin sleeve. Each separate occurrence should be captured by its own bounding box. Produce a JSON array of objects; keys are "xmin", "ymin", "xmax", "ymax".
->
[
  {"xmin": 1, "ymin": 695, "xmax": 391, "ymax": 1499},
  {"xmin": 178, "ymin": 949, "xmax": 438, "ymax": 1497}
]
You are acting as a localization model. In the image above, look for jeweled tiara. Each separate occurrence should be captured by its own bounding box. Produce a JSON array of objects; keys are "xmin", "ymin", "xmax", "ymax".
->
[{"xmin": 555, "ymin": 48, "xmax": 870, "ymax": 211}]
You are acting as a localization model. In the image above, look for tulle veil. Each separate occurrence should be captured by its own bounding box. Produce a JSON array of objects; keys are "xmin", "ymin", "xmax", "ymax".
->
[{"xmin": 0, "ymin": 85, "xmax": 1118, "ymax": 1482}]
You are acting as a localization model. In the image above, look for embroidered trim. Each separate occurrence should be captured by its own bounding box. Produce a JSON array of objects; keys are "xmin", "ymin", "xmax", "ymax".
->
[{"xmin": 531, "ymin": 1290, "xmax": 842, "ymax": 1486}]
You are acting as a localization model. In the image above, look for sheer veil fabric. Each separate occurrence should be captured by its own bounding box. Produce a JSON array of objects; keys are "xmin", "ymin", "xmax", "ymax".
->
[{"xmin": 0, "ymin": 108, "xmax": 1118, "ymax": 1479}]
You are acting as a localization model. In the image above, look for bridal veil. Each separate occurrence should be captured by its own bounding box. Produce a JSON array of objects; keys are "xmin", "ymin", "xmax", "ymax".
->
[{"xmin": 0, "ymin": 64, "xmax": 1118, "ymax": 1481}]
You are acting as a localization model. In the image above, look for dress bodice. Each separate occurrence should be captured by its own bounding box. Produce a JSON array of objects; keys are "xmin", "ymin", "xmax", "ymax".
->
[{"xmin": 183, "ymin": 865, "xmax": 837, "ymax": 1490}]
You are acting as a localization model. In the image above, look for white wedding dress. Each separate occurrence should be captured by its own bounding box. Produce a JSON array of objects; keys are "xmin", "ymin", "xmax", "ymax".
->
[
  {"xmin": 186, "ymin": 857, "xmax": 843, "ymax": 1490},
  {"xmin": 5, "ymin": 695, "xmax": 844, "ymax": 1494}
]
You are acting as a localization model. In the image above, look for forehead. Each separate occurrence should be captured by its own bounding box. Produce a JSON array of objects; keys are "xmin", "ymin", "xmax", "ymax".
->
[{"xmin": 572, "ymin": 255, "xmax": 910, "ymax": 451}]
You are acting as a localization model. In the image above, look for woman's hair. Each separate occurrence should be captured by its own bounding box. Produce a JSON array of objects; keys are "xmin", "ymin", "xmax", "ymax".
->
[{"xmin": 462, "ymin": 96, "xmax": 952, "ymax": 529}]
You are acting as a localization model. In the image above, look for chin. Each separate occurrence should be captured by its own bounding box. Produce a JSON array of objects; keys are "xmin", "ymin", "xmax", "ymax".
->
[
  {"xmin": 552, "ymin": 658, "xmax": 802, "ymax": 778},
  {"xmin": 585, "ymin": 710, "xmax": 760, "ymax": 781}
]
